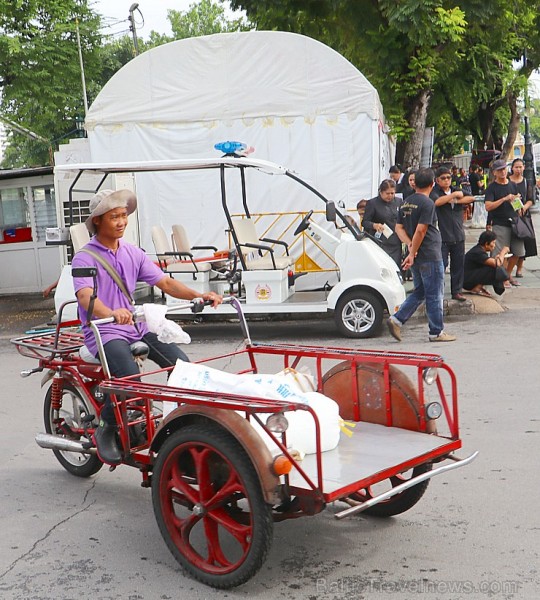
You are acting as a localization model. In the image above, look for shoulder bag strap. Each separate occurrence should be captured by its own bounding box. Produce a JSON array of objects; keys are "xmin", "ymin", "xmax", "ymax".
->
[{"xmin": 79, "ymin": 248, "xmax": 134, "ymax": 305}]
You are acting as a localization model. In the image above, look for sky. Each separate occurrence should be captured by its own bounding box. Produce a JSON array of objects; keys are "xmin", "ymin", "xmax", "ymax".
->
[{"xmin": 92, "ymin": 0, "xmax": 191, "ymax": 39}]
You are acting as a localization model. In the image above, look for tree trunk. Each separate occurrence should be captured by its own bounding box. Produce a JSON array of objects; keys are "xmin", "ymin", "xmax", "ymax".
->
[
  {"xmin": 500, "ymin": 90, "xmax": 519, "ymax": 162},
  {"xmin": 402, "ymin": 88, "xmax": 431, "ymax": 170}
]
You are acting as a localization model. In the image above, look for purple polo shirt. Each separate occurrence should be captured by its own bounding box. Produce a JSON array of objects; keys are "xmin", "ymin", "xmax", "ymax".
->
[{"xmin": 72, "ymin": 238, "xmax": 165, "ymax": 356}]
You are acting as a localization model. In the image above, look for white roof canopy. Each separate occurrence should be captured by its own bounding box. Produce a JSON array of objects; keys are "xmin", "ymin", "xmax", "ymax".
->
[
  {"xmin": 85, "ymin": 30, "xmax": 385, "ymax": 130},
  {"xmin": 54, "ymin": 157, "xmax": 288, "ymax": 175}
]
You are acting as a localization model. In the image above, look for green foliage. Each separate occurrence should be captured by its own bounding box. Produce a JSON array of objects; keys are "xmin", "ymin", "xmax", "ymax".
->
[
  {"xmin": 167, "ymin": 0, "xmax": 251, "ymax": 39},
  {"xmin": 0, "ymin": 0, "xmax": 249, "ymax": 168},
  {"xmin": 527, "ymin": 99, "xmax": 540, "ymax": 144},
  {"xmin": 231, "ymin": 0, "xmax": 540, "ymax": 164},
  {"xmin": 143, "ymin": 0, "xmax": 251, "ymax": 49},
  {"xmin": 0, "ymin": 0, "xmax": 102, "ymax": 167}
]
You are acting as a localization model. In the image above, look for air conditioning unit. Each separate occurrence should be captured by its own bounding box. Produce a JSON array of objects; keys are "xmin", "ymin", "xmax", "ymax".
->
[{"xmin": 46, "ymin": 227, "xmax": 70, "ymax": 243}]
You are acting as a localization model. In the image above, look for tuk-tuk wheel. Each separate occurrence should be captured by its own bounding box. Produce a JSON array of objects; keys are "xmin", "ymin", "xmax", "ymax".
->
[
  {"xmin": 334, "ymin": 290, "xmax": 384, "ymax": 338},
  {"xmin": 44, "ymin": 383, "xmax": 103, "ymax": 478},
  {"xmin": 151, "ymin": 423, "xmax": 273, "ymax": 589},
  {"xmin": 349, "ymin": 463, "xmax": 432, "ymax": 517}
]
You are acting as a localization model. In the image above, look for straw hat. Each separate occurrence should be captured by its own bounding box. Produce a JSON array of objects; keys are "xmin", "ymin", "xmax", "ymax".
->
[{"xmin": 85, "ymin": 189, "xmax": 137, "ymax": 234}]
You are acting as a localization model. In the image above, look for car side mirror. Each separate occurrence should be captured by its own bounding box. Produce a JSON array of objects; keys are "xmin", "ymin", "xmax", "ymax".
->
[{"xmin": 326, "ymin": 202, "xmax": 337, "ymax": 222}]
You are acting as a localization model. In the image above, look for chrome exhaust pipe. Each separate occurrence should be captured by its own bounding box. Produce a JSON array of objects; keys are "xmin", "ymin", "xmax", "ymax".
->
[{"xmin": 35, "ymin": 433, "xmax": 96, "ymax": 455}]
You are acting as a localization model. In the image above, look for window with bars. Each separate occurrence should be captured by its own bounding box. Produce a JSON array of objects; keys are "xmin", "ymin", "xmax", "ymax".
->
[{"xmin": 32, "ymin": 185, "xmax": 57, "ymax": 242}]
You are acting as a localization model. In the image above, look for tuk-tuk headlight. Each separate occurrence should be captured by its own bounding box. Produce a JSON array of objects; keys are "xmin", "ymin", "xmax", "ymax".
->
[
  {"xmin": 380, "ymin": 267, "xmax": 393, "ymax": 281},
  {"xmin": 423, "ymin": 368, "xmax": 438, "ymax": 385},
  {"xmin": 426, "ymin": 402, "xmax": 443, "ymax": 420},
  {"xmin": 266, "ymin": 412, "xmax": 289, "ymax": 433}
]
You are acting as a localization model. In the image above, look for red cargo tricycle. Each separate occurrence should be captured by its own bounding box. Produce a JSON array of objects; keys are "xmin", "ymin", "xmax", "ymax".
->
[{"xmin": 12, "ymin": 290, "xmax": 476, "ymax": 589}]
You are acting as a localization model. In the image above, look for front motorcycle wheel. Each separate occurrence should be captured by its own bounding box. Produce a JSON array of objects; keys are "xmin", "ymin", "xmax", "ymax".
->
[{"xmin": 44, "ymin": 383, "xmax": 103, "ymax": 477}]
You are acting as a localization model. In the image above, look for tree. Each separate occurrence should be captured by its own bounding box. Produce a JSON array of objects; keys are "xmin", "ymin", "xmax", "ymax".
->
[
  {"xmin": 229, "ymin": 0, "xmax": 468, "ymax": 168},
  {"xmin": 230, "ymin": 0, "xmax": 540, "ymax": 167},
  {"xmin": 528, "ymin": 98, "xmax": 540, "ymax": 144},
  {"xmin": 428, "ymin": 1, "xmax": 540, "ymax": 162},
  {"xmin": 143, "ymin": 0, "xmax": 251, "ymax": 49},
  {"xmin": 0, "ymin": 0, "xmax": 102, "ymax": 167},
  {"xmin": 0, "ymin": 0, "xmax": 250, "ymax": 167}
]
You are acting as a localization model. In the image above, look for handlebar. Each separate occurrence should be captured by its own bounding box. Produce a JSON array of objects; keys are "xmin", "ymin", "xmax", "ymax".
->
[
  {"xmin": 91, "ymin": 298, "xmax": 220, "ymax": 327},
  {"xmin": 89, "ymin": 296, "xmax": 250, "ymax": 377}
]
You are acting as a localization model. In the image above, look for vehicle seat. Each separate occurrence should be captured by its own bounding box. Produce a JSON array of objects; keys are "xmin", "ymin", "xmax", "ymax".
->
[
  {"xmin": 171, "ymin": 224, "xmax": 227, "ymax": 269},
  {"xmin": 231, "ymin": 218, "xmax": 295, "ymax": 270},
  {"xmin": 70, "ymin": 223, "xmax": 90, "ymax": 253},
  {"xmin": 78, "ymin": 341, "xmax": 149, "ymax": 364},
  {"xmin": 151, "ymin": 225, "xmax": 212, "ymax": 274}
]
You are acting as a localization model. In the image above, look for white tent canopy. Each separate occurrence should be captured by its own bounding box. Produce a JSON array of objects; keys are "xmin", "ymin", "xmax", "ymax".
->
[
  {"xmin": 84, "ymin": 31, "xmax": 392, "ymax": 269},
  {"xmin": 86, "ymin": 31, "xmax": 386, "ymax": 127}
]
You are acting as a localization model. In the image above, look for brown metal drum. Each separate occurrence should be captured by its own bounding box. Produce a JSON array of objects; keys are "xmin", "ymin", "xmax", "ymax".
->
[{"xmin": 322, "ymin": 361, "xmax": 430, "ymax": 432}]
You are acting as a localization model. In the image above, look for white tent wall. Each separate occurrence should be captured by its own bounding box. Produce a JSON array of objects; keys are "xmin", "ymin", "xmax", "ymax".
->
[
  {"xmin": 88, "ymin": 114, "xmax": 377, "ymax": 255},
  {"xmin": 84, "ymin": 31, "xmax": 392, "ymax": 282}
]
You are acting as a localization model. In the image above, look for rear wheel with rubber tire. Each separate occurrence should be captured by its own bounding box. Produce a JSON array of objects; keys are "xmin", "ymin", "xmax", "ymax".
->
[
  {"xmin": 44, "ymin": 383, "xmax": 103, "ymax": 477},
  {"xmin": 349, "ymin": 463, "xmax": 432, "ymax": 517}
]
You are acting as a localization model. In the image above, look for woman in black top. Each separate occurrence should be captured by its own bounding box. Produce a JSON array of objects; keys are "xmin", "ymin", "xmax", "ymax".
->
[
  {"xmin": 362, "ymin": 179, "xmax": 402, "ymax": 267},
  {"xmin": 484, "ymin": 159, "xmax": 524, "ymax": 286},
  {"xmin": 508, "ymin": 158, "xmax": 537, "ymax": 276},
  {"xmin": 399, "ymin": 170, "xmax": 416, "ymax": 200}
]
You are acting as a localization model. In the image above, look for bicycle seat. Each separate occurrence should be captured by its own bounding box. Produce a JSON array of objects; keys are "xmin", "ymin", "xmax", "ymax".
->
[{"xmin": 78, "ymin": 341, "xmax": 150, "ymax": 364}]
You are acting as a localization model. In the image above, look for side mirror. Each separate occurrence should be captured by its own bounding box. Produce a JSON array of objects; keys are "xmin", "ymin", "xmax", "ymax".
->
[
  {"xmin": 326, "ymin": 201, "xmax": 337, "ymax": 222},
  {"xmin": 71, "ymin": 267, "xmax": 98, "ymax": 324}
]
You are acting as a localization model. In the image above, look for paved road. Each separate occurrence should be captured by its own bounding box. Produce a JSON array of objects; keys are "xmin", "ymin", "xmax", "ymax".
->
[{"xmin": 1, "ymin": 281, "xmax": 539, "ymax": 600}]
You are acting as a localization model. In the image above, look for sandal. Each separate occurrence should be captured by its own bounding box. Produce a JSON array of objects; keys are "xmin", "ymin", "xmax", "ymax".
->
[
  {"xmin": 515, "ymin": 272, "xmax": 524, "ymax": 278},
  {"xmin": 509, "ymin": 278, "xmax": 521, "ymax": 287},
  {"xmin": 468, "ymin": 289, "xmax": 492, "ymax": 298}
]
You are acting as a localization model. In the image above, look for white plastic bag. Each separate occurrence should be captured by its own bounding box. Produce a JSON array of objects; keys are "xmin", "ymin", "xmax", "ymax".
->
[
  {"xmin": 142, "ymin": 303, "xmax": 191, "ymax": 344},
  {"xmin": 165, "ymin": 361, "xmax": 341, "ymax": 454}
]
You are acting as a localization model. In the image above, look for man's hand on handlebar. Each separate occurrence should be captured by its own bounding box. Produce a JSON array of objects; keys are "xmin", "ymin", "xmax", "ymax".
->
[
  {"xmin": 201, "ymin": 291, "xmax": 223, "ymax": 308},
  {"xmin": 111, "ymin": 307, "xmax": 135, "ymax": 325}
]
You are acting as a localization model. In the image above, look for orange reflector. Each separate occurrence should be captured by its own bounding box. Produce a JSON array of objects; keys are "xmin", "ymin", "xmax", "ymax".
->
[{"xmin": 273, "ymin": 455, "xmax": 293, "ymax": 476}]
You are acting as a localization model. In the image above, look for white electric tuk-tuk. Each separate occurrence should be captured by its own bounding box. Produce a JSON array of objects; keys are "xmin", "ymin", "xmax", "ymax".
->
[{"xmin": 54, "ymin": 156, "xmax": 405, "ymax": 338}]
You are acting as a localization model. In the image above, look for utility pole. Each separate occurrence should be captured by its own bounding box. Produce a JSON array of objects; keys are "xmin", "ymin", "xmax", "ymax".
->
[
  {"xmin": 128, "ymin": 3, "xmax": 140, "ymax": 56},
  {"xmin": 522, "ymin": 51, "xmax": 535, "ymax": 197},
  {"xmin": 75, "ymin": 18, "xmax": 89, "ymax": 116}
]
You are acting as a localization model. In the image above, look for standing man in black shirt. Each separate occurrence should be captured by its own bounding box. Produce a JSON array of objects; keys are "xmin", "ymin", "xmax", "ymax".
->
[
  {"xmin": 387, "ymin": 168, "xmax": 456, "ymax": 343},
  {"xmin": 469, "ymin": 164, "xmax": 485, "ymax": 196},
  {"xmin": 430, "ymin": 167, "xmax": 475, "ymax": 302},
  {"xmin": 484, "ymin": 159, "xmax": 524, "ymax": 287}
]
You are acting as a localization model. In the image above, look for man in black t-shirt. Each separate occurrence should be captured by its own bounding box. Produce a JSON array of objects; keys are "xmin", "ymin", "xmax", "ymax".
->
[
  {"xmin": 387, "ymin": 168, "xmax": 456, "ymax": 343},
  {"xmin": 484, "ymin": 159, "xmax": 524, "ymax": 286},
  {"xmin": 430, "ymin": 167, "xmax": 475, "ymax": 301},
  {"xmin": 469, "ymin": 165, "xmax": 485, "ymax": 196}
]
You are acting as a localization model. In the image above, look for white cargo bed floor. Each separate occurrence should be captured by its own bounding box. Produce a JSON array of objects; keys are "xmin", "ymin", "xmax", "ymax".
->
[{"xmin": 287, "ymin": 421, "xmax": 454, "ymax": 495}]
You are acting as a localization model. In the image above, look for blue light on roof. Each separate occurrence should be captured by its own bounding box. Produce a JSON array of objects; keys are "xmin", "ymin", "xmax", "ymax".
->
[{"xmin": 214, "ymin": 141, "xmax": 246, "ymax": 155}]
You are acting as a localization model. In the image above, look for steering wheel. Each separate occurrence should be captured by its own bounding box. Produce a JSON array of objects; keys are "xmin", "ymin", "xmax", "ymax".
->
[{"xmin": 293, "ymin": 210, "xmax": 314, "ymax": 236}]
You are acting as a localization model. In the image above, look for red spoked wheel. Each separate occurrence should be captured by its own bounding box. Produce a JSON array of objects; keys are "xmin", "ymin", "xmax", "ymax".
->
[
  {"xmin": 349, "ymin": 463, "xmax": 432, "ymax": 517},
  {"xmin": 151, "ymin": 423, "xmax": 273, "ymax": 589}
]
